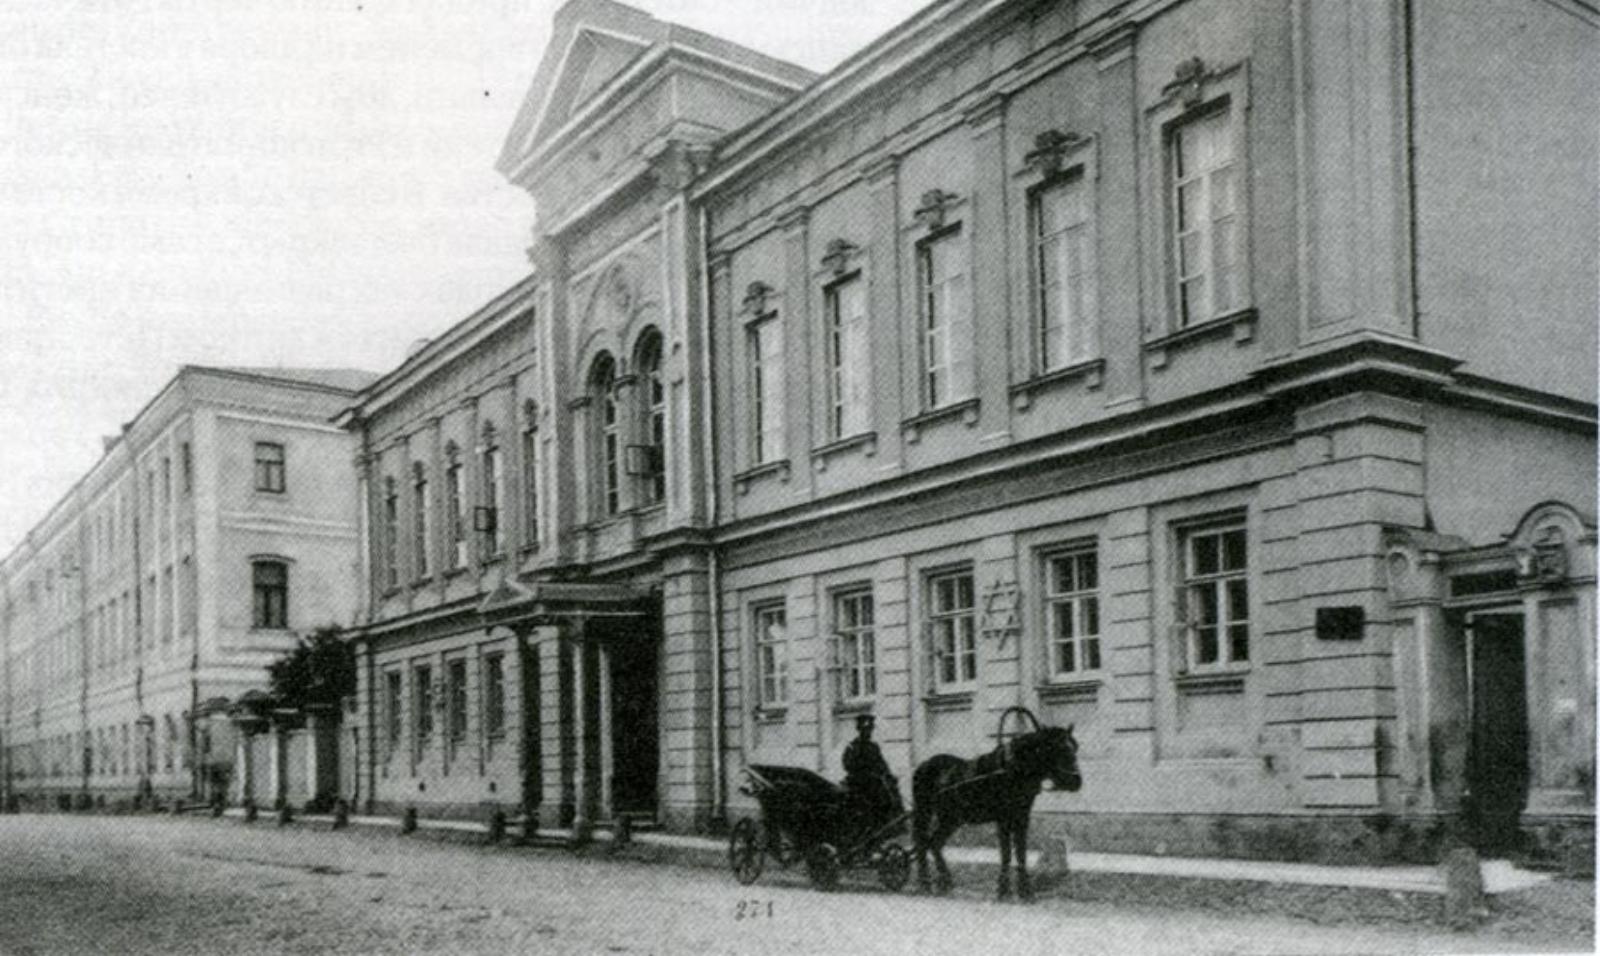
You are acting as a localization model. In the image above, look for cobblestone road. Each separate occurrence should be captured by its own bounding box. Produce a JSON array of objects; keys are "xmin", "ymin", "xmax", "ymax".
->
[{"xmin": 0, "ymin": 815, "xmax": 1580, "ymax": 955}]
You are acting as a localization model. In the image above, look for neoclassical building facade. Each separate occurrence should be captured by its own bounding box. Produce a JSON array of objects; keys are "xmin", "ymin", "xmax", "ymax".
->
[
  {"xmin": 342, "ymin": 0, "xmax": 1596, "ymax": 862},
  {"xmin": 0, "ymin": 366, "xmax": 372, "ymax": 807}
]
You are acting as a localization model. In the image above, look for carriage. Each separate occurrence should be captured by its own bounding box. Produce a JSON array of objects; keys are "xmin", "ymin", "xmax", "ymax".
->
[{"xmin": 727, "ymin": 763, "xmax": 912, "ymax": 892}]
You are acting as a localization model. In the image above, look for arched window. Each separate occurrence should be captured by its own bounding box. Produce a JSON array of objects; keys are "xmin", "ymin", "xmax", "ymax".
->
[
  {"xmin": 444, "ymin": 442, "xmax": 466, "ymax": 569},
  {"xmin": 636, "ymin": 331, "xmax": 666, "ymax": 505},
  {"xmin": 251, "ymin": 560, "xmax": 288, "ymax": 629},
  {"xmin": 591, "ymin": 354, "xmax": 620, "ymax": 516}
]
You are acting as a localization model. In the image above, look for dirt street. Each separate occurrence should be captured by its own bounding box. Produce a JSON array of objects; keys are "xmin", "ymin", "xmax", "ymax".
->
[{"xmin": 0, "ymin": 815, "xmax": 1582, "ymax": 955}]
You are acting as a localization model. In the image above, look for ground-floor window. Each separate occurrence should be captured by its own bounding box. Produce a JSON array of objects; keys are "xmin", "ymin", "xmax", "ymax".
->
[
  {"xmin": 413, "ymin": 663, "xmax": 434, "ymax": 759},
  {"xmin": 928, "ymin": 569, "xmax": 977, "ymax": 692},
  {"xmin": 752, "ymin": 602, "xmax": 789, "ymax": 708},
  {"xmin": 483, "ymin": 653, "xmax": 506, "ymax": 747},
  {"xmin": 831, "ymin": 589, "xmax": 876, "ymax": 702},
  {"xmin": 1045, "ymin": 545, "xmax": 1101, "ymax": 677},
  {"xmin": 1179, "ymin": 519, "xmax": 1250, "ymax": 670}
]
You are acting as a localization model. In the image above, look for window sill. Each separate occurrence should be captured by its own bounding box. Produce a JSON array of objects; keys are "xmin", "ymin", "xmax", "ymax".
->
[
  {"xmin": 752, "ymin": 705, "xmax": 788, "ymax": 724},
  {"xmin": 248, "ymin": 626, "xmax": 292, "ymax": 634},
  {"xmin": 1145, "ymin": 308, "xmax": 1257, "ymax": 369},
  {"xmin": 380, "ymin": 586, "xmax": 403, "ymax": 599},
  {"xmin": 410, "ymin": 577, "xmax": 433, "ymax": 590},
  {"xmin": 1010, "ymin": 359, "xmax": 1106, "ymax": 410},
  {"xmin": 1174, "ymin": 670, "xmax": 1248, "ymax": 696},
  {"xmin": 832, "ymin": 699, "xmax": 875, "ymax": 717},
  {"xmin": 734, "ymin": 459, "xmax": 791, "ymax": 495},
  {"xmin": 1036, "ymin": 678, "xmax": 1102, "ymax": 703},
  {"xmin": 901, "ymin": 398, "xmax": 980, "ymax": 444},
  {"xmin": 443, "ymin": 567, "xmax": 469, "ymax": 580},
  {"xmin": 481, "ymin": 554, "xmax": 505, "ymax": 567},
  {"xmin": 922, "ymin": 689, "xmax": 975, "ymax": 712},
  {"xmin": 810, "ymin": 432, "xmax": 877, "ymax": 471}
]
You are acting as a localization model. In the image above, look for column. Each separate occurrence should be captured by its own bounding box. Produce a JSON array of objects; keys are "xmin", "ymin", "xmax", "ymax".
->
[
  {"xmin": 597, "ymin": 641, "xmax": 613, "ymax": 821},
  {"xmin": 569, "ymin": 631, "xmax": 591, "ymax": 840}
]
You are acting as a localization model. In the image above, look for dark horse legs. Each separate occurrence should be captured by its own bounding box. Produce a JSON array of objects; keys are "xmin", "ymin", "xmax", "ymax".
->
[
  {"xmin": 914, "ymin": 812, "xmax": 957, "ymax": 894},
  {"xmin": 995, "ymin": 813, "xmax": 1034, "ymax": 902}
]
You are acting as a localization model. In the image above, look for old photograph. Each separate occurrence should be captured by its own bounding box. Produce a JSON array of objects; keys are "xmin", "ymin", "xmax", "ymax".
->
[{"xmin": 1, "ymin": 0, "xmax": 1595, "ymax": 953}]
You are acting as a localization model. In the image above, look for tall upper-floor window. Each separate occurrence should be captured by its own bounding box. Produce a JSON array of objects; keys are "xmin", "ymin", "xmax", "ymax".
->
[
  {"xmin": 411, "ymin": 463, "xmax": 430, "ymax": 580},
  {"xmin": 180, "ymin": 442, "xmax": 193, "ymax": 494},
  {"xmin": 590, "ymin": 355, "xmax": 621, "ymax": 517},
  {"xmin": 638, "ymin": 332, "xmax": 667, "ymax": 505},
  {"xmin": 480, "ymin": 432, "xmax": 504, "ymax": 558},
  {"xmin": 1171, "ymin": 105, "xmax": 1240, "ymax": 327},
  {"xmin": 1180, "ymin": 520, "xmax": 1249, "ymax": 670},
  {"xmin": 1034, "ymin": 173, "xmax": 1096, "ymax": 370},
  {"xmin": 254, "ymin": 442, "xmax": 285, "ymax": 493},
  {"xmin": 521, "ymin": 423, "xmax": 539, "ymax": 548},
  {"xmin": 747, "ymin": 316, "xmax": 784, "ymax": 465},
  {"xmin": 752, "ymin": 602, "xmax": 788, "ymax": 709},
  {"xmin": 928, "ymin": 569, "xmax": 977, "ymax": 692},
  {"xmin": 824, "ymin": 276, "xmax": 870, "ymax": 439},
  {"xmin": 1045, "ymin": 545, "xmax": 1101, "ymax": 677},
  {"xmin": 918, "ymin": 230, "xmax": 973, "ymax": 409},
  {"xmin": 445, "ymin": 447, "xmax": 467, "ymax": 570},
  {"xmin": 251, "ymin": 560, "xmax": 288, "ymax": 630},
  {"xmin": 831, "ymin": 589, "xmax": 876, "ymax": 702},
  {"xmin": 161, "ymin": 456, "xmax": 172, "ymax": 504},
  {"xmin": 381, "ymin": 477, "xmax": 400, "ymax": 589}
]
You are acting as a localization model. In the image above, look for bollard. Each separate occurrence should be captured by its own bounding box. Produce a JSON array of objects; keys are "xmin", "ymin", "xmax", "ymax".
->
[
  {"xmin": 400, "ymin": 806, "xmax": 417, "ymax": 834},
  {"xmin": 613, "ymin": 815, "xmax": 633, "ymax": 850},
  {"xmin": 243, "ymin": 798, "xmax": 258, "ymax": 824},
  {"xmin": 169, "ymin": 801, "xmax": 184, "ymax": 817},
  {"xmin": 277, "ymin": 803, "xmax": 294, "ymax": 827},
  {"xmin": 332, "ymin": 798, "xmax": 350, "ymax": 830},
  {"xmin": 487, "ymin": 809, "xmax": 506, "ymax": 844},
  {"xmin": 210, "ymin": 798, "xmax": 225, "ymax": 818},
  {"xmin": 1442, "ymin": 845, "xmax": 1486, "ymax": 929}
]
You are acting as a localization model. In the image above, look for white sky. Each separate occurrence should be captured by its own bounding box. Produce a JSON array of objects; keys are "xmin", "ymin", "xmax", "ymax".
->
[{"xmin": 0, "ymin": 0, "xmax": 928, "ymax": 558}]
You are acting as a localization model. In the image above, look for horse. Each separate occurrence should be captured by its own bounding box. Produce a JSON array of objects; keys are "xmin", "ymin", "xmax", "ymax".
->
[{"xmin": 911, "ymin": 707, "xmax": 1081, "ymax": 901}]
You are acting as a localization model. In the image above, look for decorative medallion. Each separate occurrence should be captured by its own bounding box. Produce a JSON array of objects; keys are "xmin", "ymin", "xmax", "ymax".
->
[
  {"xmin": 742, "ymin": 280, "xmax": 776, "ymax": 316},
  {"xmin": 821, "ymin": 238, "xmax": 860, "ymax": 276}
]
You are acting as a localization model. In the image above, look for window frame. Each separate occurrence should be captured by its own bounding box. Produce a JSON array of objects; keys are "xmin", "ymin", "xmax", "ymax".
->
[
  {"xmin": 483, "ymin": 653, "xmax": 506, "ymax": 742},
  {"xmin": 830, "ymin": 587, "xmax": 877, "ymax": 704},
  {"xmin": 445, "ymin": 452, "xmax": 467, "ymax": 570},
  {"xmin": 411, "ymin": 464, "xmax": 430, "ymax": 581},
  {"xmin": 381, "ymin": 477, "xmax": 400, "ymax": 590},
  {"xmin": 915, "ymin": 225, "xmax": 973, "ymax": 411},
  {"xmin": 1030, "ymin": 169, "xmax": 1098, "ymax": 373},
  {"xmin": 250, "ymin": 560, "xmax": 288, "ymax": 630},
  {"xmin": 1145, "ymin": 62, "xmax": 1253, "ymax": 337},
  {"xmin": 746, "ymin": 314, "xmax": 785, "ymax": 466},
  {"xmin": 926, "ymin": 568, "xmax": 978, "ymax": 694},
  {"xmin": 637, "ymin": 332, "xmax": 667, "ymax": 505},
  {"xmin": 751, "ymin": 601, "xmax": 789, "ymax": 710},
  {"xmin": 445, "ymin": 657, "xmax": 469, "ymax": 761},
  {"xmin": 823, "ymin": 272, "xmax": 871, "ymax": 440},
  {"xmin": 1043, "ymin": 542, "xmax": 1103, "ymax": 680},
  {"xmin": 480, "ymin": 440, "xmax": 504, "ymax": 558},
  {"xmin": 382, "ymin": 668, "xmax": 404, "ymax": 765},
  {"xmin": 413, "ymin": 662, "xmax": 435, "ymax": 756},
  {"xmin": 1177, "ymin": 517, "xmax": 1251, "ymax": 673},
  {"xmin": 253, "ymin": 442, "xmax": 286, "ymax": 494}
]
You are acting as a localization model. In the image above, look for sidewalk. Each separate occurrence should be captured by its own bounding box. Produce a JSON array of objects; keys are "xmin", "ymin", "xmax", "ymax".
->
[{"xmin": 227, "ymin": 807, "xmax": 1552, "ymax": 898}]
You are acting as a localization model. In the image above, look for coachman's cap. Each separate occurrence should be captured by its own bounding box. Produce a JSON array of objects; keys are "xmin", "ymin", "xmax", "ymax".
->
[{"xmin": 855, "ymin": 713, "xmax": 876, "ymax": 729}]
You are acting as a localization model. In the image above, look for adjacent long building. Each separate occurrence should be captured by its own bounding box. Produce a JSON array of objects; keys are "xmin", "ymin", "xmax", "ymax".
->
[
  {"xmin": 0, "ymin": 366, "xmax": 373, "ymax": 806},
  {"xmin": 342, "ymin": 0, "xmax": 1596, "ymax": 865}
]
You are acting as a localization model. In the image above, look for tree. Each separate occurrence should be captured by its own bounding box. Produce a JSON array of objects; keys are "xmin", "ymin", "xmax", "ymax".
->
[{"xmin": 266, "ymin": 626, "xmax": 356, "ymax": 712}]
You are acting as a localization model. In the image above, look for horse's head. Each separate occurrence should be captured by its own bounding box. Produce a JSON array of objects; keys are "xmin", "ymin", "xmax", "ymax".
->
[{"xmin": 1014, "ymin": 724, "xmax": 1082, "ymax": 793}]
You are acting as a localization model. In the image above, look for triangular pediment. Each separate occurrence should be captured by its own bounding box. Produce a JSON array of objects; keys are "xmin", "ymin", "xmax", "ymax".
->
[
  {"xmin": 496, "ymin": 0, "xmax": 815, "ymax": 191},
  {"xmin": 536, "ymin": 29, "xmax": 652, "ymax": 144}
]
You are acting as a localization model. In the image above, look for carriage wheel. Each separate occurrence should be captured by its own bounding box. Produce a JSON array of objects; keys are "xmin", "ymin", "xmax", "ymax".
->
[
  {"xmin": 876, "ymin": 844, "xmax": 910, "ymax": 892},
  {"xmin": 728, "ymin": 819, "xmax": 765, "ymax": 886},
  {"xmin": 805, "ymin": 843, "xmax": 841, "ymax": 892}
]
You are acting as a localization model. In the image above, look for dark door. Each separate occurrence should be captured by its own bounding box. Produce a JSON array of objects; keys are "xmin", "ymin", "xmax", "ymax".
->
[
  {"xmin": 1467, "ymin": 612, "xmax": 1530, "ymax": 854},
  {"xmin": 610, "ymin": 633, "xmax": 659, "ymax": 816}
]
